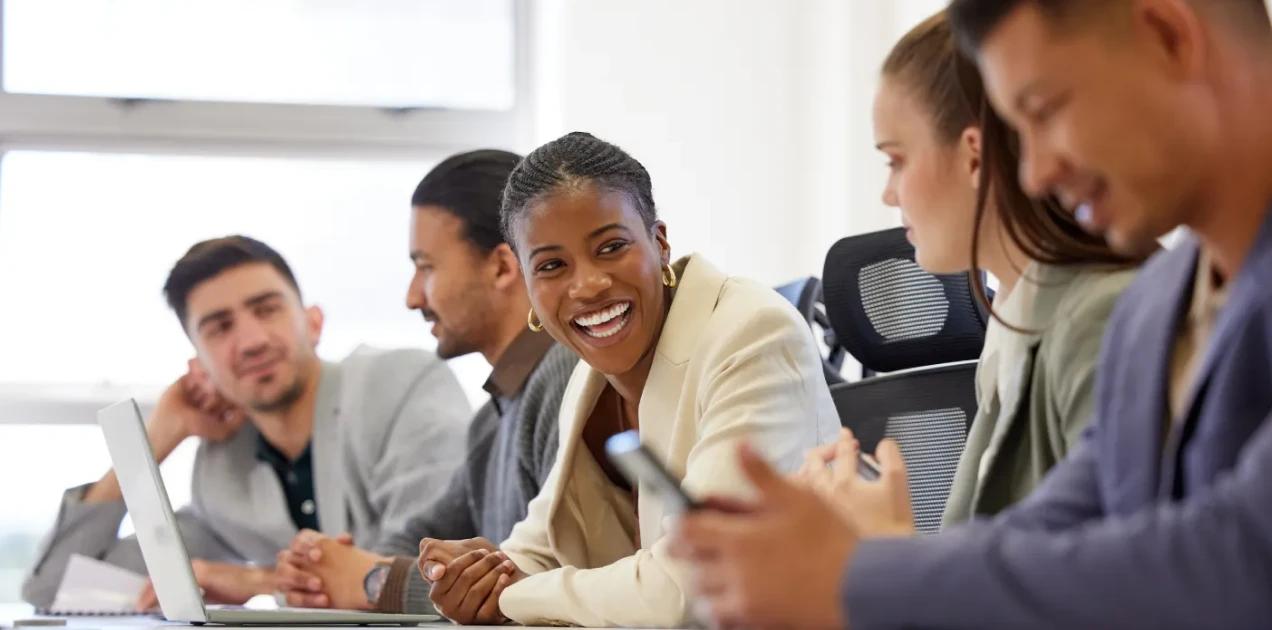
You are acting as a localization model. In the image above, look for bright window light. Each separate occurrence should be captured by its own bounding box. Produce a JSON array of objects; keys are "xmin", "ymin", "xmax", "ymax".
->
[
  {"xmin": 0, "ymin": 151, "xmax": 480, "ymax": 389},
  {"xmin": 3, "ymin": 0, "xmax": 515, "ymax": 109},
  {"xmin": 0, "ymin": 425, "xmax": 196, "ymax": 602}
]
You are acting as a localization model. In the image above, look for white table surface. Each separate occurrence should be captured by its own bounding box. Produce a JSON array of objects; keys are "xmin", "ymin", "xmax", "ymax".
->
[{"xmin": 0, "ymin": 604, "xmax": 599, "ymax": 630}]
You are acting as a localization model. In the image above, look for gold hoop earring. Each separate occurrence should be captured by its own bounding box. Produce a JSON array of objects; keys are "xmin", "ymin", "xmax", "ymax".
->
[
  {"xmin": 527, "ymin": 308, "xmax": 545, "ymax": 333},
  {"xmin": 662, "ymin": 263, "xmax": 678, "ymax": 288}
]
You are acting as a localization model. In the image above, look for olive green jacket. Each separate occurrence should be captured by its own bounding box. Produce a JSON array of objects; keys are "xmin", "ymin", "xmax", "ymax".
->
[{"xmin": 941, "ymin": 262, "xmax": 1138, "ymax": 526}]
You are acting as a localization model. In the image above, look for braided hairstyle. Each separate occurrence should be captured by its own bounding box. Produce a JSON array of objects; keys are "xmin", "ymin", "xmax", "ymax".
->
[{"xmin": 500, "ymin": 132, "xmax": 657, "ymax": 248}]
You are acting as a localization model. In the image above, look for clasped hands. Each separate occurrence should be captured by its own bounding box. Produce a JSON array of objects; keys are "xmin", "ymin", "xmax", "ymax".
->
[
  {"xmin": 274, "ymin": 530, "xmax": 382, "ymax": 610},
  {"xmin": 272, "ymin": 530, "xmax": 526, "ymax": 624},
  {"xmin": 268, "ymin": 428, "xmax": 903, "ymax": 628},
  {"xmin": 417, "ymin": 537, "xmax": 526, "ymax": 625}
]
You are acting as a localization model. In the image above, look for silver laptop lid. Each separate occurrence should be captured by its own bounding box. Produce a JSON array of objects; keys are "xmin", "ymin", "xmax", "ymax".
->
[{"xmin": 97, "ymin": 399, "xmax": 208, "ymax": 623}]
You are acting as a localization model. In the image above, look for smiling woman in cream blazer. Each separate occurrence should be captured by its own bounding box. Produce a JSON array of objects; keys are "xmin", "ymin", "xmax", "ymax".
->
[
  {"xmin": 497, "ymin": 252, "xmax": 837, "ymax": 627},
  {"xmin": 416, "ymin": 132, "xmax": 838, "ymax": 628}
]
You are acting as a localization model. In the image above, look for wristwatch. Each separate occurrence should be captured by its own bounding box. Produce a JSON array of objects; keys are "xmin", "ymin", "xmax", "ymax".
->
[{"xmin": 363, "ymin": 560, "xmax": 392, "ymax": 606}]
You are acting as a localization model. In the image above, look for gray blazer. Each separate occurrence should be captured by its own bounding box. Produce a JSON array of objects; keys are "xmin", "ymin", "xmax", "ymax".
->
[
  {"xmin": 22, "ymin": 346, "xmax": 471, "ymax": 607},
  {"xmin": 942, "ymin": 263, "xmax": 1137, "ymax": 524}
]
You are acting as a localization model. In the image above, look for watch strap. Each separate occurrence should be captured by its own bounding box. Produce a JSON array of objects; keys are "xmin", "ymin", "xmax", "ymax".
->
[{"xmin": 374, "ymin": 556, "xmax": 416, "ymax": 613}]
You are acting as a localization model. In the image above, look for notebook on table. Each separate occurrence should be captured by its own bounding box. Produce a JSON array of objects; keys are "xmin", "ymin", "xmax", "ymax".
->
[{"xmin": 39, "ymin": 554, "xmax": 152, "ymax": 616}]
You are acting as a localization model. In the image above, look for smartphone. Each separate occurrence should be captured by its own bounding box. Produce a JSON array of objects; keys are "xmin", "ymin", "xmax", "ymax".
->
[
  {"xmin": 856, "ymin": 451, "xmax": 882, "ymax": 481},
  {"xmin": 604, "ymin": 430, "xmax": 700, "ymax": 514}
]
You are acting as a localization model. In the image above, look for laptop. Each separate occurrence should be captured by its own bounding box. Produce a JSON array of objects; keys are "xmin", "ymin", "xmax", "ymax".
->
[{"xmin": 97, "ymin": 398, "xmax": 440, "ymax": 626}]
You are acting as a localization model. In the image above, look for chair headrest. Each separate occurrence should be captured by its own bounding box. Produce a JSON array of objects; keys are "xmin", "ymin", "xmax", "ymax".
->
[{"xmin": 822, "ymin": 227, "xmax": 989, "ymax": 373}]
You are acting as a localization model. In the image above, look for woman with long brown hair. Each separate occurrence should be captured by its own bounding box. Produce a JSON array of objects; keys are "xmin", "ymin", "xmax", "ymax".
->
[{"xmin": 804, "ymin": 9, "xmax": 1147, "ymax": 526}]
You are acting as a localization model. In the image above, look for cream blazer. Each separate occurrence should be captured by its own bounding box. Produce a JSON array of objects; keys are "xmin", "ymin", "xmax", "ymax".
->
[{"xmin": 498, "ymin": 254, "xmax": 840, "ymax": 627}]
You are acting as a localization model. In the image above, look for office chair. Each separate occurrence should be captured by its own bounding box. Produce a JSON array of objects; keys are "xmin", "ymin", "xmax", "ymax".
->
[
  {"xmin": 821, "ymin": 227, "xmax": 989, "ymax": 533},
  {"xmin": 774, "ymin": 276, "xmax": 847, "ymax": 385}
]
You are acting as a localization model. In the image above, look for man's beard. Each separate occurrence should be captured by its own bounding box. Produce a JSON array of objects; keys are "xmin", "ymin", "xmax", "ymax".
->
[
  {"xmin": 249, "ymin": 378, "xmax": 305, "ymax": 414},
  {"xmin": 424, "ymin": 306, "xmax": 484, "ymax": 360},
  {"xmin": 436, "ymin": 332, "xmax": 480, "ymax": 360}
]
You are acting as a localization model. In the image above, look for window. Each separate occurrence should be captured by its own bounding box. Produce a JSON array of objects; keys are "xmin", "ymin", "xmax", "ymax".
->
[
  {"xmin": 0, "ymin": 0, "xmax": 524, "ymax": 603},
  {"xmin": 0, "ymin": 425, "xmax": 197, "ymax": 602},
  {"xmin": 893, "ymin": 0, "xmax": 950, "ymax": 35},
  {"xmin": 0, "ymin": 151, "xmax": 438, "ymax": 385},
  {"xmin": 0, "ymin": 149, "xmax": 495, "ymax": 407},
  {"xmin": 4, "ymin": 0, "xmax": 515, "ymax": 109}
]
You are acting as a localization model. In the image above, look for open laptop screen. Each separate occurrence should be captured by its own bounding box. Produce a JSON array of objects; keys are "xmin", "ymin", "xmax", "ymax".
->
[{"xmin": 98, "ymin": 399, "xmax": 208, "ymax": 623}]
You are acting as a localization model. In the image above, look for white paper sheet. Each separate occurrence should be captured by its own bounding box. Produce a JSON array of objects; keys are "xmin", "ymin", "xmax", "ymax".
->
[{"xmin": 48, "ymin": 554, "xmax": 147, "ymax": 614}]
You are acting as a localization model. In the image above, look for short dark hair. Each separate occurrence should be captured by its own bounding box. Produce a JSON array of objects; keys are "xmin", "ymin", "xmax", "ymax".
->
[
  {"xmin": 949, "ymin": 0, "xmax": 1270, "ymax": 53},
  {"xmin": 411, "ymin": 149, "xmax": 523, "ymax": 253},
  {"xmin": 499, "ymin": 132, "xmax": 657, "ymax": 246},
  {"xmin": 163, "ymin": 235, "xmax": 301, "ymax": 329},
  {"xmin": 948, "ymin": 0, "xmax": 1095, "ymax": 53}
]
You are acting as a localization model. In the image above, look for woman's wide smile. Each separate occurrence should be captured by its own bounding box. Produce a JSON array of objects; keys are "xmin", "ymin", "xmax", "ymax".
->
[{"xmin": 568, "ymin": 298, "xmax": 636, "ymax": 349}]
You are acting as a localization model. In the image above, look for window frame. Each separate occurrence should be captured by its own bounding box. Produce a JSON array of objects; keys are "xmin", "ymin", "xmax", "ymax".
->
[{"xmin": 0, "ymin": 0, "xmax": 534, "ymax": 425}]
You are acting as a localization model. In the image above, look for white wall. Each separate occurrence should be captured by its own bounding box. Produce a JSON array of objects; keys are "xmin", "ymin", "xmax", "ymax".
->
[{"xmin": 529, "ymin": 0, "xmax": 945, "ymax": 286}]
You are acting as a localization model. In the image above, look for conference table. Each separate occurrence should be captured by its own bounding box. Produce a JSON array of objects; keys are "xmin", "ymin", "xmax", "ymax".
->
[{"xmin": 0, "ymin": 604, "xmax": 648, "ymax": 630}]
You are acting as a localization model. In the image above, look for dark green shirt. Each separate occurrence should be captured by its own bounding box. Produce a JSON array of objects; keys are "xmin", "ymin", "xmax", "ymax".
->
[{"xmin": 255, "ymin": 437, "xmax": 319, "ymax": 531}]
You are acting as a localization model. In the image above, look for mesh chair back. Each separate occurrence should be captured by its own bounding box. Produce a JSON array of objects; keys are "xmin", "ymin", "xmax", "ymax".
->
[
  {"xmin": 829, "ymin": 362, "xmax": 977, "ymax": 533},
  {"xmin": 823, "ymin": 228, "xmax": 989, "ymax": 373},
  {"xmin": 774, "ymin": 276, "xmax": 846, "ymax": 385},
  {"xmin": 820, "ymin": 227, "xmax": 991, "ymax": 533}
]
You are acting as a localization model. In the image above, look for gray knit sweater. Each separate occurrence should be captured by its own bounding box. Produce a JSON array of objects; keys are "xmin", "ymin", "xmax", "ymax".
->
[{"xmin": 372, "ymin": 343, "xmax": 577, "ymax": 613}]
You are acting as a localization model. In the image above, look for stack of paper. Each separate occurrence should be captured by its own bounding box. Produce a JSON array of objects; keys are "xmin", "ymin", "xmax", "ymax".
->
[{"xmin": 45, "ymin": 554, "xmax": 147, "ymax": 615}]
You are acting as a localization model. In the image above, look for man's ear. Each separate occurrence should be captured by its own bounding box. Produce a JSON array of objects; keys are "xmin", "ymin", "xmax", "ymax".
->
[
  {"xmin": 1136, "ymin": 0, "xmax": 1207, "ymax": 81},
  {"xmin": 490, "ymin": 243, "xmax": 523, "ymax": 291},
  {"xmin": 961, "ymin": 126, "xmax": 983, "ymax": 190},
  {"xmin": 652, "ymin": 221, "xmax": 672, "ymax": 266},
  {"xmin": 305, "ymin": 304, "xmax": 324, "ymax": 348}
]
